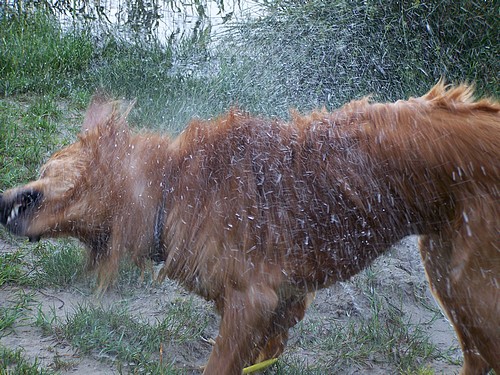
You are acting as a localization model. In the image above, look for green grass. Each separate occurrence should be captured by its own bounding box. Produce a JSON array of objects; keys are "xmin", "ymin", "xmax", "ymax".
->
[
  {"xmin": 0, "ymin": 10, "xmax": 93, "ymax": 97},
  {"xmin": 0, "ymin": 289, "xmax": 35, "ymax": 336},
  {"xmin": 34, "ymin": 297, "xmax": 210, "ymax": 373},
  {"xmin": 0, "ymin": 239, "xmax": 461, "ymax": 374},
  {"xmin": 0, "ymin": 346, "xmax": 54, "ymax": 375},
  {"xmin": 289, "ymin": 291, "xmax": 445, "ymax": 373},
  {"xmin": 0, "ymin": 96, "xmax": 81, "ymax": 190},
  {"xmin": 328, "ymin": 293, "xmax": 440, "ymax": 370},
  {"xmin": 31, "ymin": 241, "xmax": 86, "ymax": 287},
  {"xmin": 2, "ymin": 2, "xmax": 497, "ymax": 131},
  {"xmin": 0, "ymin": 239, "xmax": 86, "ymax": 289},
  {"xmin": 0, "ymin": 236, "xmax": 206, "ymax": 373},
  {"xmin": 0, "ymin": 237, "xmax": 151, "ymax": 296},
  {"xmin": 0, "ymin": 250, "xmax": 29, "ymax": 287}
]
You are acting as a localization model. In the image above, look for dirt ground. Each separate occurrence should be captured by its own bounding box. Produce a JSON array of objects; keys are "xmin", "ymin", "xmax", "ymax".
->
[{"xmin": 0, "ymin": 236, "xmax": 462, "ymax": 374}]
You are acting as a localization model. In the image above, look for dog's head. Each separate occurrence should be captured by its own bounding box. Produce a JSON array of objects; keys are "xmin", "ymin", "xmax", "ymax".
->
[{"xmin": 0, "ymin": 96, "xmax": 132, "ymax": 244}]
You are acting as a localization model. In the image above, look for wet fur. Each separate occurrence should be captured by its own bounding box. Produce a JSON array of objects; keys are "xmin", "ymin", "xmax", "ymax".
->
[{"xmin": 0, "ymin": 82, "xmax": 499, "ymax": 374}]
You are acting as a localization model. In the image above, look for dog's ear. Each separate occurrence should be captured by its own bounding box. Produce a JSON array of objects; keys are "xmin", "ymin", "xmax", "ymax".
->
[
  {"xmin": 80, "ymin": 95, "xmax": 136, "ymax": 153},
  {"xmin": 82, "ymin": 94, "xmax": 117, "ymax": 133},
  {"xmin": 81, "ymin": 95, "xmax": 135, "ymax": 137}
]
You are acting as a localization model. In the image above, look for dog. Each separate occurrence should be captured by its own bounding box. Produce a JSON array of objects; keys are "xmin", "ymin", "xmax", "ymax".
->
[{"xmin": 1, "ymin": 82, "xmax": 498, "ymax": 374}]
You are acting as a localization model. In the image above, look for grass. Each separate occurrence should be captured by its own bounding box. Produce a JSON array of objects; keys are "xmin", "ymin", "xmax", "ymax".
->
[
  {"xmin": 0, "ymin": 10, "xmax": 93, "ymax": 97},
  {"xmin": 0, "ymin": 346, "xmax": 54, "ymax": 375},
  {"xmin": 34, "ymin": 297, "xmax": 210, "ymax": 374},
  {"xmin": 0, "ymin": 239, "xmax": 86, "ymax": 290},
  {"xmin": 287, "ymin": 289, "xmax": 446, "ymax": 374},
  {"xmin": 213, "ymin": 0, "xmax": 499, "ymax": 118},
  {"xmin": 0, "ymin": 289, "xmax": 34, "ymax": 336},
  {"xmin": 3, "ymin": 2, "xmax": 496, "ymax": 131},
  {"xmin": 0, "ymin": 238, "xmax": 462, "ymax": 374},
  {"xmin": 0, "ymin": 250, "xmax": 29, "ymax": 287},
  {"xmin": 0, "ymin": 96, "xmax": 82, "ymax": 190},
  {"xmin": 0, "ymin": 235, "xmax": 458, "ymax": 374},
  {"xmin": 65, "ymin": 301, "xmax": 207, "ymax": 361},
  {"xmin": 0, "ymin": 239, "xmax": 211, "ymax": 373},
  {"xmin": 327, "ymin": 293, "xmax": 441, "ymax": 370},
  {"xmin": 31, "ymin": 241, "xmax": 86, "ymax": 288}
]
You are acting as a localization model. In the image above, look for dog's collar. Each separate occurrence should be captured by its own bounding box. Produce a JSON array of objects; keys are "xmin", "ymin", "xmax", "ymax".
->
[{"xmin": 152, "ymin": 177, "xmax": 168, "ymax": 262}]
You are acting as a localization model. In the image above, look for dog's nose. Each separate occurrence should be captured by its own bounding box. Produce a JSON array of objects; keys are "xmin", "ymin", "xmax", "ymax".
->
[{"xmin": 0, "ymin": 193, "xmax": 13, "ymax": 226}]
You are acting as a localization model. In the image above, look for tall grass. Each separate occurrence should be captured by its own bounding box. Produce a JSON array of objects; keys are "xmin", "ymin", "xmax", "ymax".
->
[{"xmin": 0, "ymin": 11, "xmax": 93, "ymax": 97}]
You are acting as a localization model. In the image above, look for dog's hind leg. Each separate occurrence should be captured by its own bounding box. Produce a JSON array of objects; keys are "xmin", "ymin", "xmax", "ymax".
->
[
  {"xmin": 419, "ymin": 235, "xmax": 498, "ymax": 375},
  {"xmin": 204, "ymin": 284, "xmax": 279, "ymax": 375}
]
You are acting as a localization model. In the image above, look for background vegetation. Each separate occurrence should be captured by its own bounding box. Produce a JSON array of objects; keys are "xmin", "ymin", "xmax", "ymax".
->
[
  {"xmin": 1, "ymin": 0, "xmax": 498, "ymax": 131},
  {"xmin": 0, "ymin": 0, "xmax": 498, "ymax": 373}
]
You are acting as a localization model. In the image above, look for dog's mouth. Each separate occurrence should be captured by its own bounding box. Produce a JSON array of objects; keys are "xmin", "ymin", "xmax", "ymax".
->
[{"xmin": 0, "ymin": 190, "xmax": 43, "ymax": 241}]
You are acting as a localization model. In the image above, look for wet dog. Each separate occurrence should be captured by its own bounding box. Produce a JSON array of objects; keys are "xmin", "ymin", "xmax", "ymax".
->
[{"xmin": 1, "ymin": 82, "xmax": 498, "ymax": 374}]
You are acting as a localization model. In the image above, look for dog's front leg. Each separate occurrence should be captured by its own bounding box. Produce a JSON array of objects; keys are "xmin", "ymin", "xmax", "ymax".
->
[
  {"xmin": 95, "ymin": 227, "xmax": 124, "ymax": 295},
  {"xmin": 252, "ymin": 292, "xmax": 315, "ymax": 364},
  {"xmin": 204, "ymin": 285, "xmax": 279, "ymax": 375}
]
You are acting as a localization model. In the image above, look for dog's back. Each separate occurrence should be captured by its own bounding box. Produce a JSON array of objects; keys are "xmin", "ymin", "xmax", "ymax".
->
[{"xmin": 160, "ymin": 83, "xmax": 499, "ymax": 287}]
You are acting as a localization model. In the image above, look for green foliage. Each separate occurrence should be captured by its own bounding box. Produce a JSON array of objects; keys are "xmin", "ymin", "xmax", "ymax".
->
[
  {"xmin": 0, "ymin": 240, "xmax": 86, "ymax": 289},
  {"xmin": 0, "ymin": 289, "xmax": 34, "ymax": 337},
  {"xmin": 0, "ymin": 251, "xmax": 28, "ymax": 287},
  {"xmin": 2, "ymin": 1, "xmax": 496, "ymax": 129},
  {"xmin": 290, "ymin": 287, "xmax": 445, "ymax": 373},
  {"xmin": 92, "ymin": 35, "xmax": 174, "ymax": 100}
]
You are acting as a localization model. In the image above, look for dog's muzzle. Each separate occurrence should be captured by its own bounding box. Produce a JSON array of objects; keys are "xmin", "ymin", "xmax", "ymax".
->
[{"xmin": 0, "ymin": 190, "xmax": 42, "ymax": 241}]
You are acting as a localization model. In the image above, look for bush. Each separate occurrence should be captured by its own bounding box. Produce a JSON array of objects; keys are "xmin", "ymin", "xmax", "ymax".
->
[{"xmin": 213, "ymin": 0, "xmax": 499, "ymax": 116}]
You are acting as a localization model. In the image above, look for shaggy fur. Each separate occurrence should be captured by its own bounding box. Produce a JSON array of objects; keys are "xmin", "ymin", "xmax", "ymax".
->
[{"xmin": 1, "ymin": 82, "xmax": 499, "ymax": 374}]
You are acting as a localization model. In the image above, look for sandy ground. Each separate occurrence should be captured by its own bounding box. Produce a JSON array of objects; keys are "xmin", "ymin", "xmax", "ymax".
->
[{"xmin": 0, "ymin": 236, "xmax": 462, "ymax": 374}]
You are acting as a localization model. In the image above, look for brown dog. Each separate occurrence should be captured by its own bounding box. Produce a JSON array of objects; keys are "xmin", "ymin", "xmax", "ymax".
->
[{"xmin": 1, "ymin": 82, "xmax": 498, "ymax": 374}]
